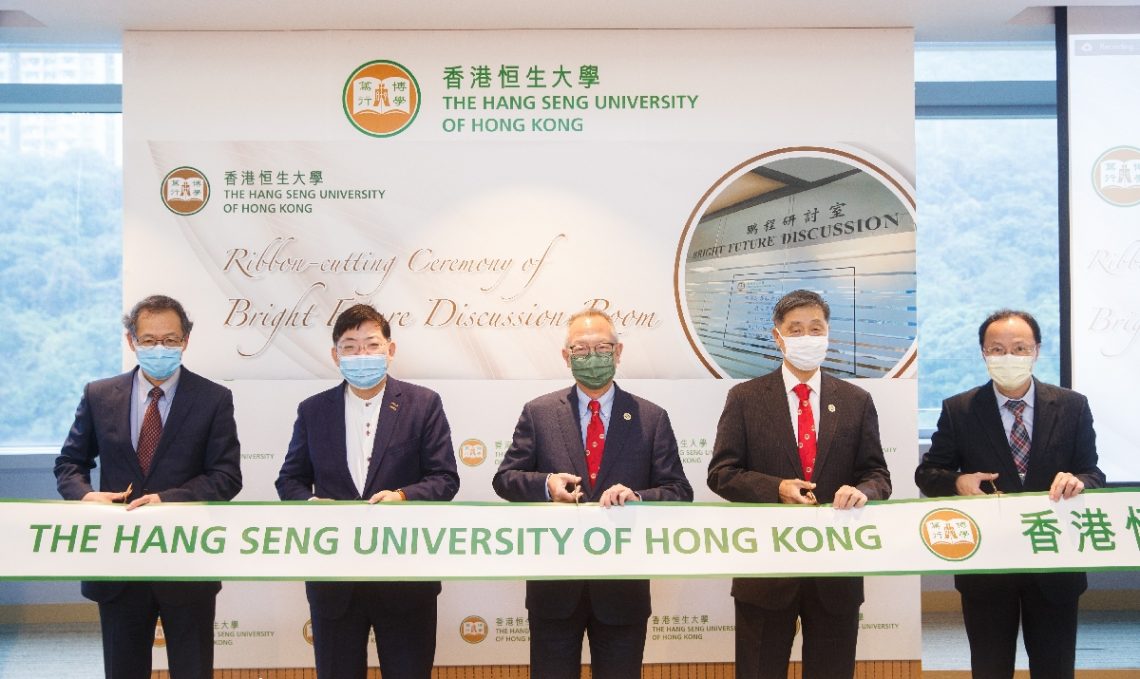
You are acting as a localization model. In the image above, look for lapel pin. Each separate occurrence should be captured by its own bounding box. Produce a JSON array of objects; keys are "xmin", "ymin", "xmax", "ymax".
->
[
  {"xmin": 623, "ymin": 412, "xmax": 632, "ymax": 421},
  {"xmin": 389, "ymin": 402, "xmax": 399, "ymax": 411},
  {"xmin": 827, "ymin": 404, "xmax": 836, "ymax": 413}
]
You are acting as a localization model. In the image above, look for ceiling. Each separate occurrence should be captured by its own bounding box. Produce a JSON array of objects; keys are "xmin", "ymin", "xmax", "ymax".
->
[{"xmin": 1, "ymin": 1, "xmax": 1135, "ymax": 47}]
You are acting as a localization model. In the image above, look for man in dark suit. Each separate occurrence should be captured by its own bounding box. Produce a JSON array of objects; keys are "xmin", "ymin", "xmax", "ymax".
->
[
  {"xmin": 707, "ymin": 289, "xmax": 891, "ymax": 679},
  {"xmin": 276, "ymin": 303, "xmax": 459, "ymax": 679},
  {"xmin": 915, "ymin": 309, "xmax": 1105, "ymax": 679},
  {"xmin": 54, "ymin": 294, "xmax": 242, "ymax": 679},
  {"xmin": 493, "ymin": 309, "xmax": 692, "ymax": 679}
]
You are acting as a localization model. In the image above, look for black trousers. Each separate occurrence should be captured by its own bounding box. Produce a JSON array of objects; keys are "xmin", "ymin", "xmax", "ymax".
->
[
  {"xmin": 528, "ymin": 591, "xmax": 648, "ymax": 679},
  {"xmin": 734, "ymin": 580, "xmax": 860, "ymax": 679},
  {"xmin": 97, "ymin": 582, "xmax": 215, "ymax": 679},
  {"xmin": 310, "ymin": 582, "xmax": 438, "ymax": 679},
  {"xmin": 960, "ymin": 576, "xmax": 1080, "ymax": 679}
]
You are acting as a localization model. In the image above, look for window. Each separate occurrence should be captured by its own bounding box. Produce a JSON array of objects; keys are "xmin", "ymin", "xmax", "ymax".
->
[
  {"xmin": 915, "ymin": 43, "xmax": 1059, "ymax": 431},
  {"xmin": 0, "ymin": 50, "xmax": 122, "ymax": 449}
]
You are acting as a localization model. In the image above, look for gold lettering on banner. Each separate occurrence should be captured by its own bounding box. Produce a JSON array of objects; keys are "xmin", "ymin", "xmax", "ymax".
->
[
  {"xmin": 225, "ymin": 282, "xmax": 324, "ymax": 357},
  {"xmin": 216, "ymin": 232, "xmax": 662, "ymax": 359}
]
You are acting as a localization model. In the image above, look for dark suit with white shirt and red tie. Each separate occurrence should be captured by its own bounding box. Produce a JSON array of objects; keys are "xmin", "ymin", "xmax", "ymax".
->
[
  {"xmin": 915, "ymin": 378, "xmax": 1105, "ymax": 679},
  {"xmin": 707, "ymin": 368, "xmax": 891, "ymax": 679},
  {"xmin": 492, "ymin": 383, "xmax": 692, "ymax": 679}
]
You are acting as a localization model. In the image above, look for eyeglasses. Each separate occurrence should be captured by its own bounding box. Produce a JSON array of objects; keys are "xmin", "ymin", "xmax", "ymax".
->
[
  {"xmin": 567, "ymin": 342, "xmax": 616, "ymax": 357},
  {"xmin": 982, "ymin": 345, "xmax": 1036, "ymax": 357},
  {"xmin": 336, "ymin": 341, "xmax": 389, "ymax": 356},
  {"xmin": 134, "ymin": 336, "xmax": 185, "ymax": 349}
]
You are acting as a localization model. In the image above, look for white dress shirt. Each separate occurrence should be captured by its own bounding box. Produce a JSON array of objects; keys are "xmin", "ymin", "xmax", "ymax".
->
[{"xmin": 344, "ymin": 385, "xmax": 384, "ymax": 496}]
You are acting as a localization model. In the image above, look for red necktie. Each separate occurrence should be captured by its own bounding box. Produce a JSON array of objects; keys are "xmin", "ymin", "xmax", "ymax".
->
[
  {"xmin": 137, "ymin": 386, "xmax": 164, "ymax": 475},
  {"xmin": 585, "ymin": 399, "xmax": 605, "ymax": 488},
  {"xmin": 793, "ymin": 383, "xmax": 816, "ymax": 481}
]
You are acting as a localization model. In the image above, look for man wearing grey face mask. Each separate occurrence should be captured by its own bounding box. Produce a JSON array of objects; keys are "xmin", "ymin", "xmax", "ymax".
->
[
  {"xmin": 915, "ymin": 309, "xmax": 1105, "ymax": 679},
  {"xmin": 707, "ymin": 289, "xmax": 891, "ymax": 679},
  {"xmin": 493, "ymin": 308, "xmax": 693, "ymax": 679}
]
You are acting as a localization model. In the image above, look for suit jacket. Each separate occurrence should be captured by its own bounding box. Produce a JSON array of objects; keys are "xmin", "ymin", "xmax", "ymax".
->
[
  {"xmin": 54, "ymin": 367, "xmax": 243, "ymax": 603},
  {"xmin": 275, "ymin": 377, "xmax": 460, "ymax": 616},
  {"xmin": 707, "ymin": 369, "xmax": 892, "ymax": 611},
  {"xmin": 915, "ymin": 378, "xmax": 1105, "ymax": 602},
  {"xmin": 492, "ymin": 383, "xmax": 693, "ymax": 624}
]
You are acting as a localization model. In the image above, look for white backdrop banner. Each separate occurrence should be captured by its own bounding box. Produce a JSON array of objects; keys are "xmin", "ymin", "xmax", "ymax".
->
[{"xmin": 123, "ymin": 28, "xmax": 918, "ymax": 667}]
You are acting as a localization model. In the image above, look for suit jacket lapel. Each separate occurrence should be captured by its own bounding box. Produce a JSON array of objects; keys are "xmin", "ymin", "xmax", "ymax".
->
[
  {"xmin": 111, "ymin": 370, "xmax": 139, "ymax": 474},
  {"xmin": 593, "ymin": 385, "xmax": 632, "ymax": 492},
  {"xmin": 972, "ymin": 384, "xmax": 1022, "ymax": 488},
  {"xmin": 1027, "ymin": 379, "xmax": 1057, "ymax": 482},
  {"xmin": 758, "ymin": 371, "xmax": 802, "ymax": 476},
  {"xmin": 364, "ymin": 379, "xmax": 402, "ymax": 494},
  {"xmin": 313, "ymin": 383, "xmax": 356, "ymax": 496},
  {"xmin": 813, "ymin": 373, "xmax": 839, "ymax": 479},
  {"xmin": 560, "ymin": 387, "xmax": 590, "ymax": 482}
]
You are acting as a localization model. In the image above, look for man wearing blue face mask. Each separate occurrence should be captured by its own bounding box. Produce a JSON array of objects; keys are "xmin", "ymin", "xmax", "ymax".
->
[
  {"xmin": 916, "ymin": 309, "xmax": 1105, "ymax": 679},
  {"xmin": 276, "ymin": 303, "xmax": 459, "ymax": 679},
  {"xmin": 707, "ymin": 289, "xmax": 891, "ymax": 679},
  {"xmin": 54, "ymin": 294, "xmax": 242, "ymax": 679}
]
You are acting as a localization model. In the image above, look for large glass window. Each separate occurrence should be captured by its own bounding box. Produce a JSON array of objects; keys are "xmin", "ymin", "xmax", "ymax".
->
[
  {"xmin": 0, "ymin": 50, "xmax": 122, "ymax": 449},
  {"xmin": 915, "ymin": 43, "xmax": 1058, "ymax": 430}
]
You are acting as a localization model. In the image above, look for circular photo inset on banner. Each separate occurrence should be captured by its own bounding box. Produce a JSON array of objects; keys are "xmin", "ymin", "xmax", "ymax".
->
[{"xmin": 675, "ymin": 146, "xmax": 917, "ymax": 379}]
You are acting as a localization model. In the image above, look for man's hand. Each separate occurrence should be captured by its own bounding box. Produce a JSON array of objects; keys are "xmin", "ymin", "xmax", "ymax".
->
[
  {"xmin": 368, "ymin": 490, "xmax": 405, "ymax": 504},
  {"xmin": 599, "ymin": 483, "xmax": 639, "ymax": 508},
  {"xmin": 1049, "ymin": 472, "xmax": 1085, "ymax": 501},
  {"xmin": 955, "ymin": 472, "xmax": 999, "ymax": 496},
  {"xmin": 779, "ymin": 479, "xmax": 816, "ymax": 505},
  {"xmin": 547, "ymin": 473, "xmax": 583, "ymax": 503},
  {"xmin": 832, "ymin": 485, "xmax": 868, "ymax": 510},
  {"xmin": 126, "ymin": 493, "xmax": 162, "ymax": 511},
  {"xmin": 82, "ymin": 490, "xmax": 130, "ymax": 504}
]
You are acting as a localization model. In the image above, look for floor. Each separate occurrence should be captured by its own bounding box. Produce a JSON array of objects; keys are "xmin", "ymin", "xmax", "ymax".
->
[{"xmin": 0, "ymin": 611, "xmax": 1136, "ymax": 677}]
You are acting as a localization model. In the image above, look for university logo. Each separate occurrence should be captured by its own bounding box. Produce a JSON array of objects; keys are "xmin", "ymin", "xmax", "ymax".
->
[
  {"xmin": 343, "ymin": 60, "xmax": 421, "ymax": 137},
  {"xmin": 459, "ymin": 438, "xmax": 488, "ymax": 467},
  {"xmin": 153, "ymin": 618, "xmax": 166, "ymax": 647},
  {"xmin": 459, "ymin": 615, "xmax": 488, "ymax": 644},
  {"xmin": 1092, "ymin": 146, "xmax": 1140, "ymax": 207},
  {"xmin": 161, "ymin": 166, "xmax": 210, "ymax": 215},
  {"xmin": 920, "ymin": 508, "xmax": 981, "ymax": 561}
]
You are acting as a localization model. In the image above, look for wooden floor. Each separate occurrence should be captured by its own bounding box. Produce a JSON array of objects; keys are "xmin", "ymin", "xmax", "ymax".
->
[
  {"xmin": 151, "ymin": 662, "xmax": 920, "ymax": 678},
  {"xmin": 149, "ymin": 666, "xmax": 1140, "ymax": 678}
]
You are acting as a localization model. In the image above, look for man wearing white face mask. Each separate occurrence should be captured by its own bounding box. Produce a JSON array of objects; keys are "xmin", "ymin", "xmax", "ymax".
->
[
  {"xmin": 276, "ymin": 303, "xmax": 459, "ymax": 679},
  {"xmin": 915, "ymin": 309, "xmax": 1104, "ymax": 679},
  {"xmin": 708, "ymin": 289, "xmax": 891, "ymax": 679}
]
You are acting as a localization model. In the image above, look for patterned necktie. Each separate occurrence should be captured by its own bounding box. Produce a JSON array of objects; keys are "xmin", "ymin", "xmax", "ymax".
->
[
  {"xmin": 1005, "ymin": 399, "xmax": 1031, "ymax": 476},
  {"xmin": 137, "ymin": 386, "xmax": 164, "ymax": 475},
  {"xmin": 585, "ymin": 399, "xmax": 605, "ymax": 488},
  {"xmin": 793, "ymin": 383, "xmax": 817, "ymax": 482}
]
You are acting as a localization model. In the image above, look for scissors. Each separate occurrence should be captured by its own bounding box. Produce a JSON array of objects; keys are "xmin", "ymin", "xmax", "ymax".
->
[{"xmin": 566, "ymin": 480, "xmax": 581, "ymax": 505}]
